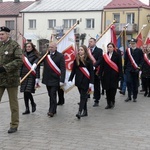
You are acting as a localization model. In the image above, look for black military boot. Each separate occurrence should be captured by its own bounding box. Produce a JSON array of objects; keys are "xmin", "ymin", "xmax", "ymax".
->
[
  {"xmin": 22, "ymin": 108, "xmax": 30, "ymax": 115},
  {"xmin": 76, "ymin": 111, "xmax": 81, "ymax": 119},
  {"xmin": 81, "ymin": 110, "xmax": 88, "ymax": 117}
]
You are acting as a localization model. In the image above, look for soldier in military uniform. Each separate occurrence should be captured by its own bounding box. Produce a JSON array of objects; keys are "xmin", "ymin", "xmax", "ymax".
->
[{"xmin": 0, "ymin": 26, "xmax": 22, "ymax": 133}]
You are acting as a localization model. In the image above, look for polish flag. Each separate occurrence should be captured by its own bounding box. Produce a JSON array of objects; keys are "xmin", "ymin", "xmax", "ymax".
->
[
  {"xmin": 136, "ymin": 32, "xmax": 143, "ymax": 48},
  {"xmin": 145, "ymin": 30, "xmax": 150, "ymax": 45}
]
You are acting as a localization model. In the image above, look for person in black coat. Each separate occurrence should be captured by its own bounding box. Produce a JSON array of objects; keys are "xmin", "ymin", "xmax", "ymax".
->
[
  {"xmin": 124, "ymin": 38, "xmax": 143, "ymax": 102},
  {"xmin": 20, "ymin": 42, "xmax": 40, "ymax": 115},
  {"xmin": 99, "ymin": 42, "xmax": 122, "ymax": 109},
  {"xmin": 41, "ymin": 42, "xmax": 66, "ymax": 117},
  {"xmin": 69, "ymin": 45, "xmax": 94, "ymax": 119},
  {"xmin": 141, "ymin": 44, "xmax": 150, "ymax": 97},
  {"xmin": 88, "ymin": 38, "xmax": 103, "ymax": 107}
]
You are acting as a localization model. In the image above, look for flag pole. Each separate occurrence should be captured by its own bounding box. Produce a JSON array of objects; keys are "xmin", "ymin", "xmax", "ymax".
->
[
  {"xmin": 117, "ymin": 23, "xmax": 129, "ymax": 39},
  {"xmin": 20, "ymin": 20, "xmax": 80, "ymax": 84},
  {"xmin": 96, "ymin": 20, "xmax": 116, "ymax": 42}
]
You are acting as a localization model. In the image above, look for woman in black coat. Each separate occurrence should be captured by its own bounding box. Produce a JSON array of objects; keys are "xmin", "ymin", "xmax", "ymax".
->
[
  {"xmin": 141, "ymin": 44, "xmax": 150, "ymax": 97},
  {"xmin": 69, "ymin": 45, "xmax": 94, "ymax": 119},
  {"xmin": 99, "ymin": 42, "xmax": 122, "ymax": 109},
  {"xmin": 20, "ymin": 43, "xmax": 40, "ymax": 115}
]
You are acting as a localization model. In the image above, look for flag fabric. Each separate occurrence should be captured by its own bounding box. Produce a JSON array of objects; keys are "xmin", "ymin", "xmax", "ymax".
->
[
  {"xmin": 19, "ymin": 32, "xmax": 26, "ymax": 49},
  {"xmin": 110, "ymin": 25, "xmax": 117, "ymax": 46},
  {"xmin": 57, "ymin": 29, "xmax": 76, "ymax": 92},
  {"xmin": 96, "ymin": 28, "xmax": 111, "ymax": 54},
  {"xmin": 136, "ymin": 32, "xmax": 143, "ymax": 48},
  {"xmin": 145, "ymin": 30, "xmax": 150, "ymax": 45}
]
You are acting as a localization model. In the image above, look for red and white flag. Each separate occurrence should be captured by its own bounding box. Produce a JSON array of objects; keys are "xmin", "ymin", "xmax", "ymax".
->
[
  {"xmin": 96, "ymin": 28, "xmax": 111, "ymax": 54},
  {"xmin": 136, "ymin": 32, "xmax": 143, "ymax": 48},
  {"xmin": 19, "ymin": 32, "xmax": 26, "ymax": 49},
  {"xmin": 145, "ymin": 30, "xmax": 150, "ymax": 45},
  {"xmin": 111, "ymin": 25, "xmax": 117, "ymax": 47},
  {"xmin": 57, "ymin": 29, "xmax": 76, "ymax": 92}
]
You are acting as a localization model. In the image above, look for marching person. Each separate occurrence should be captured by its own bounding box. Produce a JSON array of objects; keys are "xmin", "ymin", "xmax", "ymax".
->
[
  {"xmin": 124, "ymin": 38, "xmax": 143, "ymax": 102},
  {"xmin": 0, "ymin": 26, "xmax": 22, "ymax": 133},
  {"xmin": 141, "ymin": 44, "xmax": 150, "ymax": 97},
  {"xmin": 99, "ymin": 42, "xmax": 122, "ymax": 109},
  {"xmin": 69, "ymin": 45, "xmax": 94, "ymax": 119},
  {"xmin": 57, "ymin": 87, "xmax": 65, "ymax": 105},
  {"xmin": 20, "ymin": 42, "xmax": 40, "ymax": 115},
  {"xmin": 88, "ymin": 38, "xmax": 103, "ymax": 107},
  {"xmin": 41, "ymin": 42, "xmax": 66, "ymax": 117}
]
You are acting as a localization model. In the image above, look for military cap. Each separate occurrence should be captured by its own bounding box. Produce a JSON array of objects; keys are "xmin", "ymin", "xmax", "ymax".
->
[
  {"xmin": 0, "ymin": 26, "xmax": 10, "ymax": 32},
  {"xmin": 130, "ymin": 38, "xmax": 137, "ymax": 43}
]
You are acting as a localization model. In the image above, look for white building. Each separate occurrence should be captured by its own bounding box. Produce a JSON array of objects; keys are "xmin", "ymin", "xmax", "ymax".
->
[{"xmin": 21, "ymin": 0, "xmax": 112, "ymax": 52}]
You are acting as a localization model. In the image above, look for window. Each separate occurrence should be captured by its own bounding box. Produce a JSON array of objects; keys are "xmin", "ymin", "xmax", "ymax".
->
[
  {"xmin": 127, "ymin": 13, "xmax": 134, "ymax": 24},
  {"xmin": 5, "ymin": 20, "xmax": 15, "ymax": 30},
  {"xmin": 86, "ymin": 19, "xmax": 95, "ymax": 29},
  {"xmin": 113, "ymin": 13, "xmax": 120, "ymax": 23},
  {"xmin": 29, "ymin": 19, "xmax": 36, "ymax": 29},
  {"xmin": 48, "ymin": 19, "xmax": 56, "ymax": 29},
  {"xmin": 63, "ymin": 19, "xmax": 76, "ymax": 28}
]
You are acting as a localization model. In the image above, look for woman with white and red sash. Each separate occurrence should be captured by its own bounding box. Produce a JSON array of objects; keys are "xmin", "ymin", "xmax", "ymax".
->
[
  {"xmin": 141, "ymin": 44, "xmax": 150, "ymax": 97},
  {"xmin": 99, "ymin": 42, "xmax": 122, "ymax": 109},
  {"xmin": 20, "ymin": 42, "xmax": 40, "ymax": 115},
  {"xmin": 69, "ymin": 45, "xmax": 94, "ymax": 119}
]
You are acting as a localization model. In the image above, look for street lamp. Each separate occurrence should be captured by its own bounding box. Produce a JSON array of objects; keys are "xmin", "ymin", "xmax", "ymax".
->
[{"xmin": 147, "ymin": 14, "xmax": 150, "ymax": 23}]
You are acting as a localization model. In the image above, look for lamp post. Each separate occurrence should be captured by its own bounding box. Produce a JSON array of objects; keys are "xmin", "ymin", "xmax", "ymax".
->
[{"xmin": 147, "ymin": 14, "xmax": 150, "ymax": 23}]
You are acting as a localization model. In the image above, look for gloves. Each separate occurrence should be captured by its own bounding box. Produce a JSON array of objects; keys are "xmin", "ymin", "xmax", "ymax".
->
[
  {"xmin": 59, "ymin": 82, "xmax": 64, "ymax": 86},
  {"xmin": 31, "ymin": 63, "xmax": 37, "ymax": 71},
  {"xmin": 35, "ymin": 78, "xmax": 40, "ymax": 88},
  {"xmin": 89, "ymin": 83, "xmax": 94, "ymax": 89},
  {"xmin": 0, "ymin": 67, "xmax": 6, "ymax": 73}
]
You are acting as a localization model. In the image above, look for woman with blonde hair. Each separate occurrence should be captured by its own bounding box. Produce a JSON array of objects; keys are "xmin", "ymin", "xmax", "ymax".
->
[{"xmin": 69, "ymin": 45, "xmax": 94, "ymax": 119}]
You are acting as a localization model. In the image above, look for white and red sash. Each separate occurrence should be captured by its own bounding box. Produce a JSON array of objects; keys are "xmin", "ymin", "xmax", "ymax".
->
[
  {"xmin": 79, "ymin": 67, "xmax": 90, "ymax": 79},
  {"xmin": 46, "ymin": 55, "xmax": 61, "ymax": 76},
  {"xmin": 22, "ymin": 55, "xmax": 36, "ymax": 76},
  {"xmin": 103, "ymin": 54, "xmax": 119, "ymax": 72},
  {"xmin": 144, "ymin": 53, "xmax": 150, "ymax": 66},
  {"xmin": 127, "ymin": 48, "xmax": 139, "ymax": 69}
]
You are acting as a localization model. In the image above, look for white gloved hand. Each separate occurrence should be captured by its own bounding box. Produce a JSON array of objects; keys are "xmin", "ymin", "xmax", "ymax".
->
[
  {"xmin": 88, "ymin": 83, "xmax": 94, "ymax": 93},
  {"xmin": 89, "ymin": 83, "xmax": 93, "ymax": 88},
  {"xmin": 59, "ymin": 82, "xmax": 64, "ymax": 86},
  {"xmin": 35, "ymin": 78, "xmax": 40, "ymax": 84},
  {"xmin": 31, "ymin": 63, "xmax": 37, "ymax": 71}
]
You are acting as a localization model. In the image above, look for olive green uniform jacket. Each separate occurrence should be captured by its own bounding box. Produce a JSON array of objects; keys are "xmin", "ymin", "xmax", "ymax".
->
[{"xmin": 0, "ymin": 39, "xmax": 23, "ymax": 87}]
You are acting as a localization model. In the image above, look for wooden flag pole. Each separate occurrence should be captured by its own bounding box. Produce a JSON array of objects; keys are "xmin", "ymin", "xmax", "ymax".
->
[
  {"xmin": 117, "ymin": 23, "xmax": 129, "ymax": 39},
  {"xmin": 20, "ymin": 20, "xmax": 80, "ymax": 84},
  {"xmin": 96, "ymin": 20, "xmax": 116, "ymax": 42}
]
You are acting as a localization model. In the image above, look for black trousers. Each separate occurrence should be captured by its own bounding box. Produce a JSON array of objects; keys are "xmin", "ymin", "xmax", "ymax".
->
[
  {"xmin": 106, "ymin": 88, "xmax": 117, "ymax": 107},
  {"xmin": 46, "ymin": 86, "xmax": 58, "ymax": 114},
  {"xmin": 126, "ymin": 71, "xmax": 139, "ymax": 99},
  {"xmin": 94, "ymin": 74, "xmax": 101, "ymax": 103},
  {"xmin": 24, "ymin": 92, "xmax": 35, "ymax": 109},
  {"xmin": 143, "ymin": 77, "xmax": 150, "ymax": 94},
  {"xmin": 57, "ymin": 87, "xmax": 65, "ymax": 104},
  {"xmin": 78, "ymin": 87, "xmax": 88, "ymax": 112}
]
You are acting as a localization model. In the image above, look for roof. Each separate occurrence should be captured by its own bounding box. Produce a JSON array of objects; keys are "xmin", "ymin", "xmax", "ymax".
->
[
  {"xmin": 104, "ymin": 0, "xmax": 150, "ymax": 9},
  {"xmin": 21, "ymin": 0, "xmax": 112, "ymax": 12},
  {"xmin": 0, "ymin": 1, "xmax": 34, "ymax": 16}
]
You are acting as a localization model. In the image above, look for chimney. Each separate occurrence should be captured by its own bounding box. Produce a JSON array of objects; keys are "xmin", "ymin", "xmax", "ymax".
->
[{"xmin": 14, "ymin": 0, "xmax": 20, "ymax": 2}]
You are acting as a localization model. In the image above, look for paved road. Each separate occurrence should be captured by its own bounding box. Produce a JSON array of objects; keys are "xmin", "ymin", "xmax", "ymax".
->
[{"xmin": 0, "ymin": 82, "xmax": 150, "ymax": 150}]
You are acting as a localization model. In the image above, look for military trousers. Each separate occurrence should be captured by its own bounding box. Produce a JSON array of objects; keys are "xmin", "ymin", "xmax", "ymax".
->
[{"xmin": 0, "ymin": 87, "xmax": 19, "ymax": 128}]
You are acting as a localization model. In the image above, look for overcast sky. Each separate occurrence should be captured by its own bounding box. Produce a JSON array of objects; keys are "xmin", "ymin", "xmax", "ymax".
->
[{"xmin": 2, "ymin": 0, "xmax": 150, "ymax": 5}]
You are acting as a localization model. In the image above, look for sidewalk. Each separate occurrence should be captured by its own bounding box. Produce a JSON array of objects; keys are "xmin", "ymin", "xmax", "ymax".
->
[{"xmin": 0, "ymin": 83, "xmax": 150, "ymax": 150}]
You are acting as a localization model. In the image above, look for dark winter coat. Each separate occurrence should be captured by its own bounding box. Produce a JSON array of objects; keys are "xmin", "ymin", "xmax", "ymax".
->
[
  {"xmin": 20, "ymin": 51, "xmax": 40, "ymax": 93},
  {"xmin": 69, "ymin": 58, "xmax": 94, "ymax": 90},
  {"xmin": 100, "ymin": 51, "xmax": 122, "ymax": 90}
]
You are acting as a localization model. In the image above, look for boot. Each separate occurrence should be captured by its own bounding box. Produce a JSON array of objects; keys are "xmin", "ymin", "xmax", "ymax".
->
[
  {"xmin": 76, "ymin": 111, "xmax": 81, "ymax": 119},
  {"xmin": 22, "ymin": 108, "xmax": 30, "ymax": 115},
  {"xmin": 81, "ymin": 110, "xmax": 88, "ymax": 117},
  {"xmin": 32, "ymin": 103, "xmax": 36, "ymax": 113}
]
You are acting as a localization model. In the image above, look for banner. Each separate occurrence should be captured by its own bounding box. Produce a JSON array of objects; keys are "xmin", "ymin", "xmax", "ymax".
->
[
  {"xmin": 96, "ymin": 28, "xmax": 111, "ymax": 53},
  {"xmin": 57, "ymin": 29, "xmax": 76, "ymax": 92},
  {"xmin": 136, "ymin": 32, "xmax": 143, "ymax": 48},
  {"xmin": 145, "ymin": 30, "xmax": 150, "ymax": 45}
]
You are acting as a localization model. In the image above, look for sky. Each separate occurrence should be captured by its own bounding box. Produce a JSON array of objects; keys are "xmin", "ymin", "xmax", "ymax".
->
[{"xmin": 2, "ymin": 0, "xmax": 150, "ymax": 4}]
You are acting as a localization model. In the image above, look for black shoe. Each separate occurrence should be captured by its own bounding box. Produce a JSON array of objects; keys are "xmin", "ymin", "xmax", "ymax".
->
[
  {"xmin": 133, "ymin": 99, "xmax": 137, "ymax": 102},
  {"xmin": 93, "ymin": 102, "xmax": 99, "ymax": 107},
  {"xmin": 144, "ymin": 92, "xmax": 148, "ymax": 97},
  {"xmin": 57, "ymin": 102, "xmax": 64, "ymax": 105},
  {"xmin": 105, "ymin": 105, "xmax": 111, "ymax": 109},
  {"xmin": 76, "ymin": 111, "xmax": 81, "ymax": 119},
  {"xmin": 8, "ymin": 127, "xmax": 17, "ymax": 133},
  {"xmin": 119, "ymin": 91, "xmax": 125, "ymax": 95},
  {"xmin": 32, "ymin": 103, "xmax": 36, "ymax": 113},
  {"xmin": 124, "ymin": 98, "xmax": 131, "ymax": 102},
  {"xmin": 147, "ymin": 94, "xmax": 150, "ymax": 97},
  {"xmin": 80, "ymin": 110, "xmax": 88, "ymax": 117},
  {"xmin": 22, "ymin": 109, "xmax": 30, "ymax": 115},
  {"xmin": 47, "ymin": 112, "xmax": 54, "ymax": 117}
]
